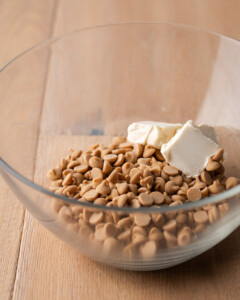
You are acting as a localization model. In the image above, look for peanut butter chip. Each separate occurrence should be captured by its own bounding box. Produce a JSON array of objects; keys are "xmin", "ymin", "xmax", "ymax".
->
[
  {"xmin": 119, "ymin": 142, "xmax": 134, "ymax": 149},
  {"xmin": 148, "ymin": 228, "xmax": 163, "ymax": 241},
  {"xmin": 152, "ymin": 213, "xmax": 165, "ymax": 227},
  {"xmin": 212, "ymin": 148, "xmax": 224, "ymax": 161},
  {"xmin": 162, "ymin": 219, "xmax": 177, "ymax": 232},
  {"xmin": 117, "ymin": 194, "xmax": 128, "ymax": 207},
  {"xmin": 114, "ymin": 153, "xmax": 125, "ymax": 166},
  {"xmin": 89, "ymin": 212, "xmax": 104, "ymax": 225},
  {"xmin": 150, "ymin": 191, "xmax": 164, "ymax": 204},
  {"xmin": 103, "ymin": 154, "xmax": 118, "ymax": 163},
  {"xmin": 89, "ymin": 157, "xmax": 103, "ymax": 169},
  {"xmin": 226, "ymin": 177, "xmax": 239, "ymax": 189},
  {"xmin": 117, "ymin": 217, "xmax": 132, "ymax": 229},
  {"xmin": 130, "ymin": 171, "xmax": 142, "ymax": 184},
  {"xmin": 177, "ymin": 229, "xmax": 191, "ymax": 246},
  {"xmin": 132, "ymin": 234, "xmax": 146, "ymax": 245},
  {"xmin": 107, "ymin": 168, "xmax": 119, "ymax": 183},
  {"xmin": 155, "ymin": 149, "xmax": 165, "ymax": 161},
  {"xmin": 138, "ymin": 193, "xmax": 153, "ymax": 207},
  {"xmin": 187, "ymin": 187, "xmax": 201, "ymax": 201},
  {"xmin": 163, "ymin": 165, "xmax": 179, "ymax": 176},
  {"xmin": 117, "ymin": 230, "xmax": 131, "ymax": 242},
  {"xmin": 193, "ymin": 211, "xmax": 208, "ymax": 224},
  {"xmin": 206, "ymin": 158, "xmax": 220, "ymax": 171},
  {"xmin": 116, "ymin": 183, "xmax": 128, "ymax": 195},
  {"xmin": 112, "ymin": 136, "xmax": 126, "ymax": 146},
  {"xmin": 74, "ymin": 164, "xmax": 89, "ymax": 173},
  {"xmin": 208, "ymin": 181, "xmax": 224, "ymax": 194},
  {"xmin": 163, "ymin": 231, "xmax": 177, "ymax": 243},
  {"xmin": 91, "ymin": 168, "xmax": 103, "ymax": 179},
  {"xmin": 140, "ymin": 241, "xmax": 157, "ymax": 258},
  {"xmin": 95, "ymin": 228, "xmax": 106, "ymax": 241},
  {"xmin": 165, "ymin": 181, "xmax": 179, "ymax": 194},
  {"xmin": 103, "ymin": 223, "xmax": 117, "ymax": 237},
  {"xmin": 134, "ymin": 214, "xmax": 151, "ymax": 227},
  {"xmin": 143, "ymin": 145, "xmax": 155, "ymax": 158},
  {"xmin": 84, "ymin": 189, "xmax": 98, "ymax": 201},
  {"xmin": 200, "ymin": 171, "xmax": 212, "ymax": 185},
  {"xmin": 102, "ymin": 160, "xmax": 112, "ymax": 174},
  {"xmin": 47, "ymin": 168, "xmax": 62, "ymax": 180}
]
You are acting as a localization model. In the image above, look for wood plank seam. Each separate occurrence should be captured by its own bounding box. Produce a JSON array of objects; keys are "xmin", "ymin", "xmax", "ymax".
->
[{"xmin": 9, "ymin": 0, "xmax": 60, "ymax": 298}]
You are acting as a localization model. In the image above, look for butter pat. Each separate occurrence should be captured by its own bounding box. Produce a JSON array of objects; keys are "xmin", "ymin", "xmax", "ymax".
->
[
  {"xmin": 161, "ymin": 122, "xmax": 221, "ymax": 177},
  {"xmin": 127, "ymin": 121, "xmax": 182, "ymax": 148},
  {"xmin": 186, "ymin": 120, "xmax": 220, "ymax": 145}
]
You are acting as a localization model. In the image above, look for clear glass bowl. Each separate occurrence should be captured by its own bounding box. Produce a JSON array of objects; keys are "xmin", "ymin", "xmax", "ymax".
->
[{"xmin": 0, "ymin": 23, "xmax": 240, "ymax": 270}]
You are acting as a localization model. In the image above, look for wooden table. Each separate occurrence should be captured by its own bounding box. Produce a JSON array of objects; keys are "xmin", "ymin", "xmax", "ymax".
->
[{"xmin": 0, "ymin": 1, "xmax": 240, "ymax": 299}]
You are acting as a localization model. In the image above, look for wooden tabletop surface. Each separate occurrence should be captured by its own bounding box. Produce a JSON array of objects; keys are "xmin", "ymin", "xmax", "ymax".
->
[{"xmin": 0, "ymin": 1, "xmax": 240, "ymax": 299}]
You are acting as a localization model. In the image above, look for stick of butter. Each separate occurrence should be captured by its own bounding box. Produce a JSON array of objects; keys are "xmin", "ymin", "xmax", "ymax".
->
[
  {"xmin": 127, "ymin": 120, "xmax": 221, "ymax": 177},
  {"xmin": 161, "ymin": 122, "xmax": 221, "ymax": 177},
  {"xmin": 127, "ymin": 121, "xmax": 182, "ymax": 148}
]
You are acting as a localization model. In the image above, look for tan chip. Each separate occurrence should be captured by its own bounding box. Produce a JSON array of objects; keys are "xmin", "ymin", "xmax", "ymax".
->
[
  {"xmin": 117, "ymin": 230, "xmax": 131, "ymax": 242},
  {"xmin": 117, "ymin": 194, "xmax": 128, "ymax": 207},
  {"xmin": 150, "ymin": 191, "xmax": 164, "ymax": 204},
  {"xmin": 140, "ymin": 176, "xmax": 154, "ymax": 189},
  {"xmin": 116, "ymin": 183, "xmax": 129, "ymax": 195},
  {"xmin": 206, "ymin": 158, "xmax": 220, "ymax": 171},
  {"xmin": 177, "ymin": 229, "xmax": 191, "ymax": 246},
  {"xmin": 107, "ymin": 168, "xmax": 119, "ymax": 183},
  {"xmin": 162, "ymin": 219, "xmax": 177, "ymax": 232},
  {"xmin": 193, "ymin": 211, "xmax": 209, "ymax": 224},
  {"xmin": 117, "ymin": 217, "xmax": 132, "ymax": 228},
  {"xmin": 83, "ymin": 189, "xmax": 98, "ymax": 201},
  {"xmin": 165, "ymin": 181, "xmax": 179, "ymax": 194},
  {"xmin": 187, "ymin": 187, "xmax": 201, "ymax": 201},
  {"xmin": 212, "ymin": 148, "xmax": 224, "ymax": 161},
  {"xmin": 89, "ymin": 157, "xmax": 103, "ymax": 169},
  {"xmin": 102, "ymin": 160, "xmax": 113, "ymax": 174},
  {"xmin": 133, "ymin": 144, "xmax": 143, "ymax": 158},
  {"xmin": 89, "ymin": 212, "xmax": 104, "ymax": 225},
  {"xmin": 130, "ymin": 170, "xmax": 142, "ymax": 184},
  {"xmin": 112, "ymin": 136, "xmax": 126, "ymax": 146},
  {"xmin": 91, "ymin": 168, "xmax": 103, "ymax": 179},
  {"xmin": 95, "ymin": 227, "xmax": 106, "ymax": 241},
  {"xmin": 226, "ymin": 177, "xmax": 239, "ymax": 190},
  {"xmin": 140, "ymin": 241, "xmax": 157, "ymax": 258},
  {"xmin": 148, "ymin": 227, "xmax": 163, "ymax": 241},
  {"xmin": 114, "ymin": 153, "xmax": 125, "ymax": 166},
  {"xmin": 130, "ymin": 199, "xmax": 141, "ymax": 208},
  {"xmin": 155, "ymin": 149, "xmax": 165, "ymax": 161},
  {"xmin": 138, "ymin": 193, "xmax": 153, "ymax": 207},
  {"xmin": 103, "ymin": 223, "xmax": 117, "ymax": 237},
  {"xmin": 47, "ymin": 168, "xmax": 62, "ymax": 180},
  {"xmin": 103, "ymin": 154, "xmax": 118, "ymax": 163},
  {"xmin": 74, "ymin": 164, "xmax": 89, "ymax": 173},
  {"xmin": 200, "ymin": 171, "xmax": 212, "ymax": 185},
  {"xmin": 152, "ymin": 213, "xmax": 165, "ymax": 227},
  {"xmin": 143, "ymin": 145, "xmax": 155, "ymax": 158},
  {"xmin": 134, "ymin": 214, "xmax": 151, "ymax": 227},
  {"xmin": 208, "ymin": 181, "xmax": 224, "ymax": 194},
  {"xmin": 163, "ymin": 165, "xmax": 179, "ymax": 176}
]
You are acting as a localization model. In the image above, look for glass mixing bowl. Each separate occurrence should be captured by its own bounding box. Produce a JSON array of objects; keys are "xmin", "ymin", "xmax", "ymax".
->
[{"xmin": 0, "ymin": 23, "xmax": 240, "ymax": 270}]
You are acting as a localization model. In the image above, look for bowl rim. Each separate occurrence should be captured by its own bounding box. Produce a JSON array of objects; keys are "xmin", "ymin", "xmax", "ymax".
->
[{"xmin": 1, "ymin": 21, "xmax": 240, "ymax": 213}]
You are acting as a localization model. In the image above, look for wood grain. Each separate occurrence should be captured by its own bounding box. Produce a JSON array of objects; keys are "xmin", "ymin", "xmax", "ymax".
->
[
  {"xmin": 0, "ymin": 0, "xmax": 55, "ymax": 299},
  {"xmin": 0, "ymin": 1, "xmax": 240, "ymax": 299}
]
